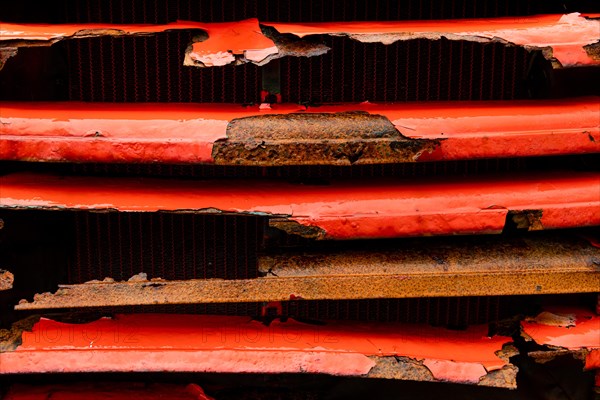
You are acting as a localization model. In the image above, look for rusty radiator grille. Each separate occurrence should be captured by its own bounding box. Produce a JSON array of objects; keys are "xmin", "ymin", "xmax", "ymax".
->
[
  {"xmin": 61, "ymin": 33, "xmax": 530, "ymax": 103},
  {"xmin": 4, "ymin": 0, "xmax": 595, "ymax": 23},
  {"xmin": 70, "ymin": 212, "xmax": 263, "ymax": 283},
  {"xmin": 281, "ymin": 36, "xmax": 530, "ymax": 103}
]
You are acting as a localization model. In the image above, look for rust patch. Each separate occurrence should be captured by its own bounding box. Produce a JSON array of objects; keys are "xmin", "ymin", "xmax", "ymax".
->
[
  {"xmin": 478, "ymin": 344, "xmax": 519, "ymax": 388},
  {"xmin": 528, "ymin": 349, "xmax": 588, "ymax": 364},
  {"xmin": 509, "ymin": 209, "xmax": 544, "ymax": 231},
  {"xmin": 0, "ymin": 315, "xmax": 40, "ymax": 352},
  {"xmin": 584, "ymin": 41, "xmax": 600, "ymax": 61},
  {"xmin": 0, "ymin": 269, "xmax": 14, "ymax": 291},
  {"xmin": 214, "ymin": 112, "xmax": 441, "ymax": 165},
  {"xmin": 367, "ymin": 356, "xmax": 435, "ymax": 381},
  {"xmin": 268, "ymin": 219, "xmax": 326, "ymax": 240},
  {"xmin": 368, "ymin": 355, "xmax": 517, "ymax": 388},
  {"xmin": 477, "ymin": 365, "xmax": 518, "ymax": 389},
  {"xmin": 259, "ymin": 25, "xmax": 330, "ymax": 62}
]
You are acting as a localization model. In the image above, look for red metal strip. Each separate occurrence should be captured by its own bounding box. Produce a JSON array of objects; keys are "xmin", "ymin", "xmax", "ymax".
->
[
  {"xmin": 0, "ymin": 314, "xmax": 510, "ymax": 384},
  {"xmin": 1, "ymin": 98, "xmax": 598, "ymax": 164},
  {"xmin": 1, "ymin": 172, "xmax": 598, "ymax": 239},
  {"xmin": 269, "ymin": 13, "xmax": 600, "ymax": 67}
]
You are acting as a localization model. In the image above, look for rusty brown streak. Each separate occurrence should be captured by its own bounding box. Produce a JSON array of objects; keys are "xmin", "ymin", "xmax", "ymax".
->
[{"xmin": 16, "ymin": 235, "xmax": 600, "ymax": 309}]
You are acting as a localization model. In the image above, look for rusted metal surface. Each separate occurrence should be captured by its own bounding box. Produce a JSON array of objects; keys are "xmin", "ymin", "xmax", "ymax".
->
[
  {"xmin": 528, "ymin": 349, "xmax": 588, "ymax": 364},
  {"xmin": 367, "ymin": 355, "xmax": 517, "ymax": 388},
  {"xmin": 585, "ymin": 42, "xmax": 600, "ymax": 61},
  {"xmin": 14, "ymin": 269, "xmax": 597, "ymax": 309},
  {"xmin": 508, "ymin": 210, "xmax": 544, "ymax": 231},
  {"xmin": 1, "ymin": 98, "xmax": 598, "ymax": 164},
  {"xmin": 15, "ymin": 234, "xmax": 600, "ymax": 309},
  {"xmin": 4, "ymin": 383, "xmax": 214, "ymax": 400},
  {"xmin": 214, "ymin": 112, "xmax": 440, "ymax": 165},
  {"xmin": 261, "ymin": 233, "xmax": 600, "ymax": 279},
  {"xmin": 0, "ymin": 313, "xmax": 513, "ymax": 387},
  {"xmin": 0, "ymin": 316, "xmax": 39, "ymax": 352},
  {"xmin": 1, "ymin": 172, "xmax": 599, "ymax": 239},
  {"xmin": 0, "ymin": 269, "xmax": 14, "ymax": 291},
  {"xmin": 269, "ymin": 13, "xmax": 600, "ymax": 68}
]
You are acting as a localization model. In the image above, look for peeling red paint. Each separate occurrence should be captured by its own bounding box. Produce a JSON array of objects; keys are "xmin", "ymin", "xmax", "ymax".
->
[
  {"xmin": 2, "ymin": 14, "xmax": 598, "ymax": 67},
  {"xmin": 1, "ymin": 98, "xmax": 597, "ymax": 164},
  {"xmin": 522, "ymin": 308, "xmax": 600, "ymax": 369},
  {"xmin": 0, "ymin": 19, "xmax": 277, "ymax": 67},
  {"xmin": 1, "ymin": 172, "xmax": 598, "ymax": 239},
  {"xmin": 0, "ymin": 314, "xmax": 510, "ymax": 381},
  {"xmin": 269, "ymin": 13, "xmax": 600, "ymax": 67},
  {"xmin": 189, "ymin": 19, "xmax": 277, "ymax": 66}
]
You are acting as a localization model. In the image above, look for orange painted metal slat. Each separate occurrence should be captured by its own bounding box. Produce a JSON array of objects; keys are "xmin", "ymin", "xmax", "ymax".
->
[
  {"xmin": 0, "ymin": 313, "xmax": 513, "ymax": 386},
  {"xmin": 1, "ymin": 172, "xmax": 599, "ymax": 239},
  {"xmin": 1, "ymin": 98, "xmax": 598, "ymax": 164}
]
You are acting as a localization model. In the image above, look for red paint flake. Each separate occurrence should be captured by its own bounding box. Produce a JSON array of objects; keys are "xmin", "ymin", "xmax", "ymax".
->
[
  {"xmin": 190, "ymin": 19, "xmax": 277, "ymax": 64},
  {"xmin": 522, "ymin": 307, "xmax": 600, "ymax": 369}
]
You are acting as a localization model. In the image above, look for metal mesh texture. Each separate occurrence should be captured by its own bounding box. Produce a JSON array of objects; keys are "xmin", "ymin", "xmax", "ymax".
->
[
  {"xmin": 71, "ymin": 212, "xmax": 263, "ymax": 282},
  {"xmin": 60, "ymin": 33, "xmax": 530, "ymax": 103}
]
